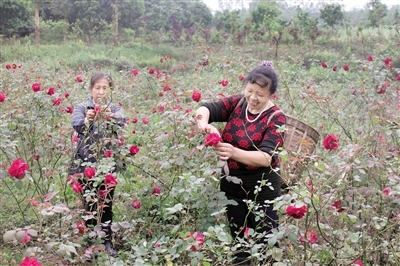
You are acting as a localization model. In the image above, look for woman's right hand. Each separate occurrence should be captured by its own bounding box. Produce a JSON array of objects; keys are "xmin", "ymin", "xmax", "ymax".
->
[
  {"xmin": 199, "ymin": 123, "xmax": 220, "ymax": 136},
  {"xmin": 86, "ymin": 110, "xmax": 96, "ymax": 122}
]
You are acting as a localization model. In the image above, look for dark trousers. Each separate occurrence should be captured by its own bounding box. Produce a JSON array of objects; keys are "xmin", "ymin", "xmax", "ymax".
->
[
  {"xmin": 81, "ymin": 180, "xmax": 115, "ymax": 240},
  {"xmin": 226, "ymin": 200, "xmax": 279, "ymax": 261}
]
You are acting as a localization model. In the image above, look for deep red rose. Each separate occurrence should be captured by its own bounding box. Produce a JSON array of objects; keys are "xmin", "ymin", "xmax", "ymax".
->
[
  {"xmin": 131, "ymin": 118, "xmax": 138, "ymax": 123},
  {"xmin": 131, "ymin": 69, "xmax": 139, "ymax": 76},
  {"xmin": 159, "ymin": 92, "xmax": 164, "ymax": 97},
  {"xmin": 153, "ymin": 186, "xmax": 161, "ymax": 196},
  {"xmin": 142, "ymin": 117, "xmax": 149, "ymax": 124},
  {"xmin": 158, "ymin": 105, "xmax": 165, "ymax": 112},
  {"xmin": 76, "ymin": 76, "xmax": 83, "ymax": 83},
  {"xmin": 47, "ymin": 87, "xmax": 55, "ymax": 95},
  {"xmin": 384, "ymin": 57, "xmax": 392, "ymax": 68},
  {"xmin": 396, "ymin": 75, "xmax": 400, "ymax": 81},
  {"xmin": 367, "ymin": 55, "xmax": 373, "ymax": 61},
  {"xmin": 18, "ymin": 257, "xmax": 42, "ymax": 266},
  {"xmin": 321, "ymin": 62, "xmax": 328, "ymax": 68},
  {"xmin": 332, "ymin": 200, "xmax": 344, "ymax": 212},
  {"xmin": 332, "ymin": 65, "xmax": 337, "ymax": 71},
  {"xmin": 64, "ymin": 93, "xmax": 70, "ymax": 99},
  {"xmin": 71, "ymin": 181, "xmax": 83, "ymax": 193},
  {"xmin": 132, "ymin": 199, "xmax": 141, "ymax": 209},
  {"xmin": 238, "ymin": 74, "xmax": 245, "ymax": 81},
  {"xmin": 6, "ymin": 64, "xmax": 11, "ymax": 69},
  {"xmin": 191, "ymin": 90, "xmax": 201, "ymax": 102},
  {"xmin": 0, "ymin": 92, "xmax": 5, "ymax": 102},
  {"xmin": 323, "ymin": 134, "xmax": 339, "ymax": 151},
  {"xmin": 204, "ymin": 133, "xmax": 222, "ymax": 147},
  {"xmin": 53, "ymin": 97, "xmax": 62, "ymax": 106},
  {"xmin": 148, "ymin": 68, "xmax": 155, "ymax": 74},
  {"xmin": 163, "ymin": 85, "xmax": 171, "ymax": 91},
  {"xmin": 65, "ymin": 106, "xmax": 73, "ymax": 114},
  {"xmin": 286, "ymin": 205, "xmax": 307, "ymax": 219},
  {"xmin": 219, "ymin": 79, "xmax": 229, "ymax": 86},
  {"xmin": 8, "ymin": 159, "xmax": 29, "ymax": 179},
  {"xmin": 105, "ymin": 173, "xmax": 118, "ymax": 187},
  {"xmin": 104, "ymin": 150, "xmax": 113, "ymax": 158},
  {"xmin": 32, "ymin": 83, "xmax": 41, "ymax": 92},
  {"xmin": 75, "ymin": 221, "xmax": 86, "ymax": 235},
  {"xmin": 343, "ymin": 64, "xmax": 349, "ymax": 71},
  {"xmin": 12, "ymin": 64, "xmax": 17, "ymax": 69},
  {"xmin": 84, "ymin": 167, "xmax": 96, "ymax": 179},
  {"xmin": 129, "ymin": 145, "xmax": 140, "ymax": 155},
  {"xmin": 299, "ymin": 229, "xmax": 318, "ymax": 244}
]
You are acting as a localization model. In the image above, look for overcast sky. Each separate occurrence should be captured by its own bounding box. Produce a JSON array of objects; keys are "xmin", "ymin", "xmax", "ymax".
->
[{"xmin": 202, "ymin": 0, "xmax": 400, "ymax": 11}]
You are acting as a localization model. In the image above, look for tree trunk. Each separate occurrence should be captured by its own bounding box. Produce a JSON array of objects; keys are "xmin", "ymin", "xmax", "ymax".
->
[
  {"xmin": 34, "ymin": 2, "xmax": 40, "ymax": 46},
  {"xmin": 113, "ymin": 0, "xmax": 119, "ymax": 46}
]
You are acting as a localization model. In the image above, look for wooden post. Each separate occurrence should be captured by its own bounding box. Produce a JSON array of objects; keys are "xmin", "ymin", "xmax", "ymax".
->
[{"xmin": 34, "ymin": 1, "xmax": 40, "ymax": 46}]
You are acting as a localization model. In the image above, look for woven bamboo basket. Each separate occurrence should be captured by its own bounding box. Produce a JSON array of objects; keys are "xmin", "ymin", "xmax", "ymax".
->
[{"xmin": 280, "ymin": 115, "xmax": 320, "ymax": 188}]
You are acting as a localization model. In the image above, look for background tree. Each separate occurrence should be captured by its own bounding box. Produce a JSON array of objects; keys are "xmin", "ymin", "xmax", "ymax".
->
[
  {"xmin": 250, "ymin": 2, "xmax": 281, "ymax": 36},
  {"xmin": 367, "ymin": 0, "xmax": 388, "ymax": 27},
  {"xmin": 320, "ymin": 4, "xmax": 345, "ymax": 28},
  {"xmin": 0, "ymin": 0, "xmax": 33, "ymax": 38}
]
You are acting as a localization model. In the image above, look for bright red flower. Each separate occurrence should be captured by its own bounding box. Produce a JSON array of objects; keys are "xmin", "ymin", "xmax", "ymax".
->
[
  {"xmin": 148, "ymin": 68, "xmax": 155, "ymax": 74},
  {"xmin": 299, "ymin": 229, "xmax": 317, "ymax": 244},
  {"xmin": 8, "ymin": 159, "xmax": 29, "ymax": 179},
  {"xmin": 153, "ymin": 186, "xmax": 161, "ymax": 196},
  {"xmin": 104, "ymin": 150, "xmax": 113, "ymax": 158},
  {"xmin": 132, "ymin": 199, "xmax": 141, "ymax": 209},
  {"xmin": 332, "ymin": 200, "xmax": 344, "ymax": 212},
  {"xmin": 47, "ymin": 87, "xmax": 55, "ymax": 95},
  {"xmin": 76, "ymin": 76, "xmax": 83, "ymax": 83},
  {"xmin": 396, "ymin": 75, "xmax": 400, "ymax": 81},
  {"xmin": 129, "ymin": 145, "xmax": 140, "ymax": 155},
  {"xmin": 158, "ymin": 105, "xmax": 165, "ymax": 112},
  {"xmin": 32, "ymin": 83, "xmax": 41, "ymax": 92},
  {"xmin": 163, "ymin": 85, "xmax": 171, "ymax": 91},
  {"xmin": 0, "ymin": 92, "xmax": 5, "ymax": 102},
  {"xmin": 219, "ymin": 79, "xmax": 229, "ymax": 86},
  {"xmin": 84, "ymin": 167, "xmax": 96, "ymax": 179},
  {"xmin": 53, "ymin": 97, "xmax": 62, "ymax": 106},
  {"xmin": 332, "ymin": 65, "xmax": 337, "ymax": 71},
  {"xmin": 321, "ymin": 62, "xmax": 328, "ymax": 68},
  {"xmin": 204, "ymin": 133, "xmax": 222, "ymax": 146},
  {"xmin": 343, "ymin": 64, "xmax": 349, "ymax": 71},
  {"xmin": 75, "ymin": 221, "xmax": 86, "ymax": 235},
  {"xmin": 323, "ymin": 134, "xmax": 339, "ymax": 151},
  {"xmin": 382, "ymin": 187, "xmax": 391, "ymax": 196},
  {"xmin": 131, "ymin": 118, "xmax": 138, "ymax": 123},
  {"xmin": 64, "ymin": 93, "xmax": 70, "ymax": 99},
  {"xmin": 18, "ymin": 257, "xmax": 42, "ymax": 266},
  {"xmin": 12, "ymin": 64, "xmax": 17, "ymax": 69},
  {"xmin": 131, "ymin": 69, "xmax": 139, "ymax": 76},
  {"xmin": 65, "ymin": 106, "xmax": 73, "ymax": 114},
  {"xmin": 142, "ymin": 117, "xmax": 149, "ymax": 124},
  {"xmin": 6, "ymin": 64, "xmax": 11, "ymax": 69},
  {"xmin": 71, "ymin": 181, "xmax": 83, "ymax": 193},
  {"xmin": 286, "ymin": 205, "xmax": 307, "ymax": 219},
  {"xmin": 238, "ymin": 74, "xmax": 245, "ymax": 81},
  {"xmin": 191, "ymin": 90, "xmax": 201, "ymax": 102},
  {"xmin": 105, "ymin": 173, "xmax": 118, "ymax": 187},
  {"xmin": 367, "ymin": 55, "xmax": 373, "ymax": 61},
  {"xmin": 384, "ymin": 57, "xmax": 392, "ymax": 68}
]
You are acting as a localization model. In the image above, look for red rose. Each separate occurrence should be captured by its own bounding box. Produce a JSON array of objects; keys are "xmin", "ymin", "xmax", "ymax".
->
[
  {"xmin": 12, "ymin": 64, "xmax": 17, "ymax": 69},
  {"xmin": 75, "ymin": 221, "xmax": 86, "ymax": 235},
  {"xmin": 132, "ymin": 199, "xmax": 141, "ymax": 209},
  {"xmin": 152, "ymin": 186, "xmax": 161, "ymax": 196},
  {"xmin": 332, "ymin": 65, "xmax": 337, "ymax": 72},
  {"xmin": 6, "ymin": 64, "xmax": 11, "ymax": 70},
  {"xmin": 105, "ymin": 173, "xmax": 118, "ymax": 187},
  {"xmin": 204, "ymin": 133, "xmax": 222, "ymax": 147},
  {"xmin": 65, "ymin": 106, "xmax": 73, "ymax": 114},
  {"xmin": 323, "ymin": 134, "xmax": 339, "ymax": 151},
  {"xmin": 71, "ymin": 181, "xmax": 83, "ymax": 193},
  {"xmin": 76, "ymin": 76, "xmax": 83, "ymax": 83},
  {"xmin": 129, "ymin": 145, "xmax": 140, "ymax": 155},
  {"xmin": 163, "ymin": 85, "xmax": 171, "ymax": 91},
  {"xmin": 396, "ymin": 75, "xmax": 400, "ymax": 81},
  {"xmin": 219, "ymin": 79, "xmax": 229, "ymax": 86},
  {"xmin": 384, "ymin": 57, "xmax": 392, "ymax": 68},
  {"xmin": 191, "ymin": 90, "xmax": 201, "ymax": 102},
  {"xmin": 53, "ymin": 97, "xmax": 62, "ymax": 106},
  {"xmin": 286, "ymin": 205, "xmax": 307, "ymax": 219},
  {"xmin": 343, "ymin": 64, "xmax": 349, "ymax": 71},
  {"xmin": 238, "ymin": 74, "xmax": 245, "ymax": 81},
  {"xmin": 32, "ymin": 83, "xmax": 41, "ymax": 92},
  {"xmin": 131, "ymin": 118, "xmax": 138, "ymax": 123},
  {"xmin": 18, "ymin": 257, "xmax": 42, "ymax": 266},
  {"xmin": 321, "ymin": 62, "xmax": 328, "ymax": 68},
  {"xmin": 84, "ymin": 167, "xmax": 96, "ymax": 179},
  {"xmin": 148, "ymin": 68, "xmax": 155, "ymax": 74},
  {"xmin": 47, "ymin": 87, "xmax": 55, "ymax": 95},
  {"xmin": 142, "ymin": 117, "xmax": 149, "ymax": 124},
  {"xmin": 131, "ymin": 69, "xmax": 139, "ymax": 76},
  {"xmin": 0, "ymin": 92, "xmax": 5, "ymax": 102},
  {"xmin": 8, "ymin": 159, "xmax": 29, "ymax": 179},
  {"xmin": 367, "ymin": 55, "xmax": 373, "ymax": 61},
  {"xmin": 64, "ymin": 93, "xmax": 70, "ymax": 99},
  {"xmin": 104, "ymin": 150, "xmax": 113, "ymax": 158},
  {"xmin": 332, "ymin": 200, "xmax": 344, "ymax": 212}
]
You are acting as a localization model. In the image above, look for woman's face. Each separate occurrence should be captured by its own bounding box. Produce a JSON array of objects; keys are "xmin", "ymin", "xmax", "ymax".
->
[
  {"xmin": 244, "ymin": 82, "xmax": 272, "ymax": 113},
  {"xmin": 90, "ymin": 78, "xmax": 110, "ymax": 104}
]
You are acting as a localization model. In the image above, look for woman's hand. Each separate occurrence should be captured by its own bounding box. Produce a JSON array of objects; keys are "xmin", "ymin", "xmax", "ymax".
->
[
  {"xmin": 214, "ymin": 142, "xmax": 235, "ymax": 161},
  {"xmin": 198, "ymin": 123, "xmax": 220, "ymax": 135},
  {"xmin": 86, "ymin": 110, "xmax": 96, "ymax": 122}
]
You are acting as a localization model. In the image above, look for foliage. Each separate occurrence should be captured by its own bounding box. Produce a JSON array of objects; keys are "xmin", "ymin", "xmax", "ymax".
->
[
  {"xmin": 319, "ymin": 4, "xmax": 345, "ymax": 28},
  {"xmin": 0, "ymin": 0, "xmax": 34, "ymax": 37},
  {"xmin": 367, "ymin": 0, "xmax": 389, "ymax": 27}
]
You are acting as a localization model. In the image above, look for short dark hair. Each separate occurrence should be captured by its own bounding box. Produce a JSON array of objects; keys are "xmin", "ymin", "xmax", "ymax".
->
[
  {"xmin": 243, "ymin": 65, "xmax": 278, "ymax": 94},
  {"xmin": 89, "ymin": 72, "xmax": 115, "ymax": 90}
]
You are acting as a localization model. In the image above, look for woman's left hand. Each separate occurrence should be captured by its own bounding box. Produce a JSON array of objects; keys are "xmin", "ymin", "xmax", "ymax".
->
[{"xmin": 214, "ymin": 142, "xmax": 235, "ymax": 161}]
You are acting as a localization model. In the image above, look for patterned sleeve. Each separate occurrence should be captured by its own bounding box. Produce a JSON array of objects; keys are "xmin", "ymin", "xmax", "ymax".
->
[
  {"xmin": 259, "ymin": 110, "xmax": 286, "ymax": 166},
  {"xmin": 202, "ymin": 94, "xmax": 243, "ymax": 123}
]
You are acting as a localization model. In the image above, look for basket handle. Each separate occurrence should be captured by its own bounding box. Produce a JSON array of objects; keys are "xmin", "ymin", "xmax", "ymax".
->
[{"xmin": 266, "ymin": 109, "xmax": 283, "ymax": 125}]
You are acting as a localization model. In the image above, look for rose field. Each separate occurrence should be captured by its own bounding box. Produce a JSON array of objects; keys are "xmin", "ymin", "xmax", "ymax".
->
[{"xmin": 1, "ymin": 27, "xmax": 400, "ymax": 266}]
